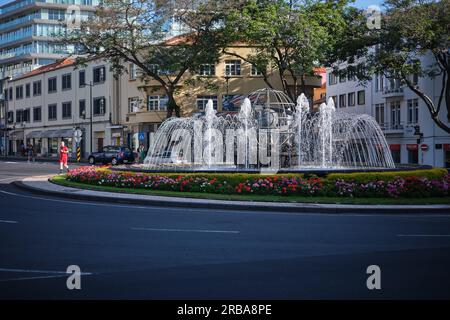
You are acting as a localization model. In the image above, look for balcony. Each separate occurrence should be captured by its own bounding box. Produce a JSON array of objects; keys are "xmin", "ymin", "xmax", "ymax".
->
[
  {"xmin": 382, "ymin": 86, "xmax": 404, "ymax": 98},
  {"xmin": 380, "ymin": 122, "xmax": 405, "ymax": 134}
]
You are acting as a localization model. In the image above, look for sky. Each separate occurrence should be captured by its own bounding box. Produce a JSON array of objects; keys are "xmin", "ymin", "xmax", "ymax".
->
[{"xmin": 0, "ymin": 0, "xmax": 385, "ymax": 9}]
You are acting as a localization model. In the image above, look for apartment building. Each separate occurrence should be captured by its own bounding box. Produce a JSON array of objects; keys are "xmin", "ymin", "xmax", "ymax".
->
[
  {"xmin": 0, "ymin": 0, "xmax": 98, "ymax": 79},
  {"xmin": 326, "ymin": 53, "xmax": 450, "ymax": 168},
  {"xmin": 1, "ymin": 57, "xmax": 125, "ymax": 158}
]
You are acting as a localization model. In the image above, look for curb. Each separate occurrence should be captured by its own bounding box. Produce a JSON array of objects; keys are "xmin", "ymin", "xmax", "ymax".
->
[
  {"xmin": 0, "ymin": 156, "xmax": 88, "ymax": 164},
  {"xmin": 12, "ymin": 178, "xmax": 450, "ymax": 214}
]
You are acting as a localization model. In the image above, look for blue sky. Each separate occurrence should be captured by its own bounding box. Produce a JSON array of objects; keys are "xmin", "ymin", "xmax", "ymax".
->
[{"xmin": 0, "ymin": 0, "xmax": 385, "ymax": 8}]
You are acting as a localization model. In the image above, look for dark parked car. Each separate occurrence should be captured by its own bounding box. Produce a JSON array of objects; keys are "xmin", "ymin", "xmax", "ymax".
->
[{"xmin": 88, "ymin": 146, "xmax": 135, "ymax": 165}]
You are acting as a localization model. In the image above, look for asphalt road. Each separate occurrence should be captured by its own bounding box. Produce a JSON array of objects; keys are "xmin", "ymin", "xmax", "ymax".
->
[{"xmin": 0, "ymin": 160, "xmax": 450, "ymax": 299}]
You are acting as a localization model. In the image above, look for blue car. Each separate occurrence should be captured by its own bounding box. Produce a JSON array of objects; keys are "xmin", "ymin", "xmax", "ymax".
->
[{"xmin": 88, "ymin": 146, "xmax": 135, "ymax": 165}]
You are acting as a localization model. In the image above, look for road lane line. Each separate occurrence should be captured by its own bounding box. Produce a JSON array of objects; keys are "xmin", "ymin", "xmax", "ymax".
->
[
  {"xmin": 0, "ymin": 267, "xmax": 92, "ymax": 275},
  {"xmin": 0, "ymin": 220, "xmax": 18, "ymax": 224},
  {"xmin": 131, "ymin": 227, "xmax": 240, "ymax": 234},
  {"xmin": 397, "ymin": 234, "xmax": 450, "ymax": 237}
]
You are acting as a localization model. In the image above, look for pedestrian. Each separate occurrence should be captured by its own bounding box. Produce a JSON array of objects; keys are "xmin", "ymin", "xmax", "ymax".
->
[
  {"xmin": 59, "ymin": 141, "xmax": 69, "ymax": 174},
  {"xmin": 139, "ymin": 143, "xmax": 146, "ymax": 163},
  {"xmin": 26, "ymin": 143, "xmax": 34, "ymax": 163}
]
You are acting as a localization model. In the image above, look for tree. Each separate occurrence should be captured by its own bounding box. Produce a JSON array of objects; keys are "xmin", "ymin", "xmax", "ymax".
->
[
  {"xmin": 66, "ymin": 0, "xmax": 243, "ymax": 117},
  {"xmin": 335, "ymin": 0, "xmax": 450, "ymax": 134},
  {"xmin": 223, "ymin": 0, "xmax": 353, "ymax": 101}
]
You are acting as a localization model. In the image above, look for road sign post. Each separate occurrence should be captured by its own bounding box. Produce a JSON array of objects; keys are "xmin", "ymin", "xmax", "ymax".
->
[{"xmin": 74, "ymin": 129, "xmax": 83, "ymax": 162}]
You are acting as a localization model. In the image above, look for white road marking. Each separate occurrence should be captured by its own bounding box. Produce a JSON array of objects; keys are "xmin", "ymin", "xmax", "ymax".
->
[
  {"xmin": 0, "ymin": 267, "xmax": 93, "ymax": 282},
  {"xmin": 0, "ymin": 219, "xmax": 18, "ymax": 224},
  {"xmin": 131, "ymin": 227, "xmax": 240, "ymax": 234},
  {"xmin": 0, "ymin": 177, "xmax": 19, "ymax": 182},
  {"xmin": 3, "ymin": 162, "xmax": 18, "ymax": 164},
  {"xmin": 0, "ymin": 267, "xmax": 92, "ymax": 275},
  {"xmin": 397, "ymin": 234, "xmax": 450, "ymax": 237}
]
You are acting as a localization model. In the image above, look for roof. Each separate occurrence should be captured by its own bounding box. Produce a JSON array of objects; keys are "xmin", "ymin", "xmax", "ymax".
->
[{"xmin": 12, "ymin": 58, "xmax": 76, "ymax": 81}]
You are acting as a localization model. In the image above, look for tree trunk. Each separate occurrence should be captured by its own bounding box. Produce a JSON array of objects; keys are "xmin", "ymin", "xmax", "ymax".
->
[
  {"xmin": 165, "ymin": 89, "xmax": 181, "ymax": 118},
  {"xmin": 405, "ymin": 81, "xmax": 450, "ymax": 134}
]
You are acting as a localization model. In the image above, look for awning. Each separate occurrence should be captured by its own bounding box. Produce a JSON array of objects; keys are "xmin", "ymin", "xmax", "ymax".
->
[
  {"xmin": 444, "ymin": 144, "xmax": 450, "ymax": 151},
  {"xmin": 9, "ymin": 130, "xmax": 24, "ymax": 140},
  {"xmin": 389, "ymin": 144, "xmax": 401, "ymax": 151},
  {"xmin": 406, "ymin": 144, "xmax": 418, "ymax": 151},
  {"xmin": 40, "ymin": 130, "xmax": 59, "ymax": 138},
  {"xmin": 26, "ymin": 131, "xmax": 42, "ymax": 139},
  {"xmin": 56, "ymin": 129, "xmax": 74, "ymax": 138}
]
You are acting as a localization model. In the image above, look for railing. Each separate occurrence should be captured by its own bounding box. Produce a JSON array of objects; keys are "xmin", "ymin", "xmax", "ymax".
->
[{"xmin": 379, "ymin": 122, "xmax": 405, "ymax": 131}]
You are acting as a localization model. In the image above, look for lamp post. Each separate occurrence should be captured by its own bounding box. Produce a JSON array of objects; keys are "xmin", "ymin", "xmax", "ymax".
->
[{"xmin": 82, "ymin": 81, "xmax": 94, "ymax": 154}]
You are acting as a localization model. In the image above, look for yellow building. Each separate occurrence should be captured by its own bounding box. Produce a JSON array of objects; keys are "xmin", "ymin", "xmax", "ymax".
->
[{"xmin": 119, "ymin": 38, "xmax": 323, "ymax": 151}]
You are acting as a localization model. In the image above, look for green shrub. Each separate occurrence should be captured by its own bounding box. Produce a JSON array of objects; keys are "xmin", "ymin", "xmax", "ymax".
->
[{"xmin": 326, "ymin": 168, "xmax": 448, "ymax": 183}]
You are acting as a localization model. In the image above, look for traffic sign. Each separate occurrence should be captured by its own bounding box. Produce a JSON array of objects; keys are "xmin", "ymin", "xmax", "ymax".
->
[
  {"xmin": 139, "ymin": 132, "xmax": 145, "ymax": 141},
  {"xmin": 420, "ymin": 144, "xmax": 429, "ymax": 151},
  {"xmin": 74, "ymin": 129, "xmax": 83, "ymax": 143}
]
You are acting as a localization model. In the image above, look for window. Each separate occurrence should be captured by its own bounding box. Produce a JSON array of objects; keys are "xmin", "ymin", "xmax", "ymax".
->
[
  {"xmin": 339, "ymin": 74, "xmax": 346, "ymax": 83},
  {"xmin": 375, "ymin": 74, "xmax": 384, "ymax": 92},
  {"xmin": 196, "ymin": 95, "xmax": 218, "ymax": 110},
  {"xmin": 79, "ymin": 99, "xmax": 86, "ymax": 118},
  {"xmin": 407, "ymin": 98, "xmax": 419, "ymax": 124},
  {"xmin": 411, "ymin": 73, "xmax": 419, "ymax": 86},
  {"xmin": 328, "ymin": 73, "xmax": 337, "ymax": 85},
  {"xmin": 16, "ymin": 85, "xmax": 23, "ymax": 99},
  {"xmin": 390, "ymin": 100, "xmax": 401, "ymax": 129},
  {"xmin": 7, "ymin": 111, "xmax": 13, "ymax": 124},
  {"xmin": 225, "ymin": 60, "xmax": 241, "ymax": 76},
  {"xmin": 23, "ymin": 108, "xmax": 30, "ymax": 122},
  {"xmin": 339, "ymin": 94, "xmax": 346, "ymax": 108},
  {"xmin": 147, "ymin": 95, "xmax": 168, "ymax": 111},
  {"xmin": 62, "ymin": 73, "xmax": 71, "ymax": 90},
  {"xmin": 25, "ymin": 83, "xmax": 30, "ymax": 97},
  {"xmin": 331, "ymin": 95, "xmax": 337, "ymax": 106},
  {"xmin": 357, "ymin": 90, "xmax": 365, "ymax": 105},
  {"xmin": 348, "ymin": 92, "xmax": 355, "ymax": 106},
  {"xmin": 33, "ymin": 81, "xmax": 41, "ymax": 96},
  {"xmin": 198, "ymin": 64, "xmax": 215, "ymax": 76},
  {"xmin": 48, "ymin": 77, "xmax": 57, "ymax": 93},
  {"xmin": 251, "ymin": 65, "xmax": 263, "ymax": 76},
  {"xmin": 79, "ymin": 70, "xmax": 85, "ymax": 87},
  {"xmin": 93, "ymin": 66, "xmax": 106, "ymax": 83},
  {"xmin": 93, "ymin": 97, "xmax": 106, "ymax": 115},
  {"xmin": 33, "ymin": 107, "xmax": 41, "ymax": 122},
  {"xmin": 347, "ymin": 70, "xmax": 355, "ymax": 81},
  {"xmin": 16, "ymin": 109, "xmax": 23, "ymax": 123},
  {"xmin": 129, "ymin": 64, "xmax": 137, "ymax": 80},
  {"xmin": 129, "ymin": 97, "xmax": 140, "ymax": 112},
  {"xmin": 8, "ymin": 87, "xmax": 13, "ymax": 100},
  {"xmin": 62, "ymin": 102, "xmax": 72, "ymax": 118},
  {"xmin": 3, "ymin": 89, "xmax": 7, "ymax": 101},
  {"xmin": 375, "ymin": 103, "xmax": 385, "ymax": 126},
  {"xmin": 48, "ymin": 104, "xmax": 57, "ymax": 120},
  {"xmin": 48, "ymin": 138, "xmax": 58, "ymax": 154}
]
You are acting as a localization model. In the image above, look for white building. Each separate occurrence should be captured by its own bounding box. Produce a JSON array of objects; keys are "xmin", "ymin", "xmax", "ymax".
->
[
  {"xmin": 1, "ymin": 57, "xmax": 126, "ymax": 158},
  {"xmin": 326, "ymin": 53, "xmax": 450, "ymax": 168}
]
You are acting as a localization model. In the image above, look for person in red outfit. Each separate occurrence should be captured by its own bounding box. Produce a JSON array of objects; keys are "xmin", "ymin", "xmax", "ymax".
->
[{"xmin": 59, "ymin": 141, "xmax": 69, "ymax": 174}]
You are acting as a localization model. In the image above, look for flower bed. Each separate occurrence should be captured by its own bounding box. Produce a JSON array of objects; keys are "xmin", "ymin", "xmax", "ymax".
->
[{"xmin": 65, "ymin": 166, "xmax": 450, "ymax": 198}]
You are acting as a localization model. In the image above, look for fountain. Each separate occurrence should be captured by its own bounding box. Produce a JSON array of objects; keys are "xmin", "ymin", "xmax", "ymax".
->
[{"xmin": 142, "ymin": 88, "xmax": 396, "ymax": 173}]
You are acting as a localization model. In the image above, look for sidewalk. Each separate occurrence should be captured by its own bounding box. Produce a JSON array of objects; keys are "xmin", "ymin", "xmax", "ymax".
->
[
  {"xmin": 14, "ymin": 175, "xmax": 450, "ymax": 214},
  {"xmin": 0, "ymin": 155, "xmax": 87, "ymax": 164}
]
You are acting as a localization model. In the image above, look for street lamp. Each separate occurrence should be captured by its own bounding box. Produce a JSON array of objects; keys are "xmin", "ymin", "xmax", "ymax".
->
[
  {"xmin": 81, "ymin": 81, "xmax": 94, "ymax": 154},
  {"xmin": 224, "ymin": 67, "xmax": 231, "ymax": 96}
]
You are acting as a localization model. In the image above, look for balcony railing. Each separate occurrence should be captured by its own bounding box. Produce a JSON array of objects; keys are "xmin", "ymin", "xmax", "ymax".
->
[
  {"xmin": 379, "ymin": 121, "xmax": 405, "ymax": 132},
  {"xmin": 382, "ymin": 86, "xmax": 404, "ymax": 97}
]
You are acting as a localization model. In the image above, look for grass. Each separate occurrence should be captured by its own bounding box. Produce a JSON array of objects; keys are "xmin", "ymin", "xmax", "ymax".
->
[{"xmin": 51, "ymin": 175, "xmax": 450, "ymax": 205}]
